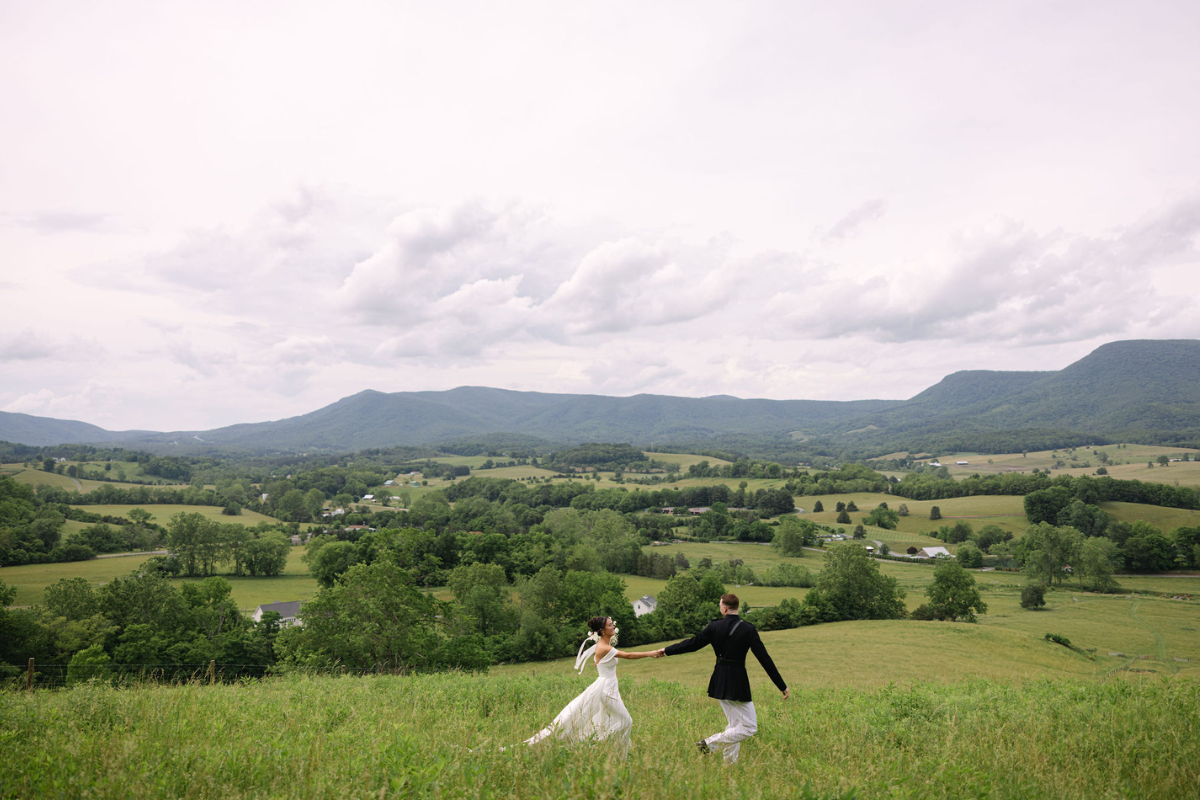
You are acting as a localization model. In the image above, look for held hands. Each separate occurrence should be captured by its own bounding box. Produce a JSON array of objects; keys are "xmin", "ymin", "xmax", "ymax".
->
[{"xmin": 651, "ymin": 649, "xmax": 666, "ymax": 658}]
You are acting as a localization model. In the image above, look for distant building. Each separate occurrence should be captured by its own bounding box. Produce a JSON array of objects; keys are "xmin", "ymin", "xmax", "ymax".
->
[
  {"xmin": 913, "ymin": 546, "xmax": 953, "ymax": 559},
  {"xmin": 253, "ymin": 601, "xmax": 302, "ymax": 628},
  {"xmin": 956, "ymin": 461, "xmax": 969, "ymax": 466},
  {"xmin": 633, "ymin": 595, "xmax": 657, "ymax": 617}
]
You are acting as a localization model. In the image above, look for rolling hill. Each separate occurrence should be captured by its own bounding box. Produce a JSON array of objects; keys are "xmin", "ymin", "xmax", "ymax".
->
[{"xmin": 3, "ymin": 339, "xmax": 1199, "ymax": 455}]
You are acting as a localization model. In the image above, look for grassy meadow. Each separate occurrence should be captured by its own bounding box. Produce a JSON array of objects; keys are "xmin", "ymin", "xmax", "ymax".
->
[
  {"xmin": 1, "ymin": 461, "xmax": 188, "ymax": 492},
  {"xmin": 3, "ymin": 663, "xmax": 1198, "ymax": 798},
  {"xmin": 915, "ymin": 445, "xmax": 1200, "ymax": 487},
  {"xmin": 7, "ymin": 450, "xmax": 1200, "ymax": 798},
  {"xmin": 1, "ymin": 546, "xmax": 317, "ymax": 611},
  {"xmin": 67, "ymin": 504, "xmax": 279, "ymax": 527}
]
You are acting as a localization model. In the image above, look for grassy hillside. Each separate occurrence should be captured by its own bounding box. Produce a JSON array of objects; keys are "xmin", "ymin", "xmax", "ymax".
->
[{"xmin": 3, "ymin": 663, "xmax": 1197, "ymax": 799}]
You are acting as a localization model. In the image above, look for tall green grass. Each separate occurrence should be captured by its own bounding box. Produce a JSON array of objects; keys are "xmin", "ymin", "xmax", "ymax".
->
[{"xmin": 2, "ymin": 672, "xmax": 1197, "ymax": 799}]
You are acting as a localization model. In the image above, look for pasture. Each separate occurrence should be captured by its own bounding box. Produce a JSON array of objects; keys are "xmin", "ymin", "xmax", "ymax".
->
[
  {"xmin": 4, "ymin": 669, "xmax": 1198, "ymax": 799},
  {"xmin": 917, "ymin": 445, "xmax": 1200, "ymax": 488},
  {"xmin": 67, "ymin": 504, "xmax": 279, "ymax": 527},
  {"xmin": 0, "ymin": 546, "xmax": 317, "ymax": 611},
  {"xmin": 643, "ymin": 451, "xmax": 732, "ymax": 469},
  {"xmin": 1, "ymin": 461, "xmax": 187, "ymax": 492}
]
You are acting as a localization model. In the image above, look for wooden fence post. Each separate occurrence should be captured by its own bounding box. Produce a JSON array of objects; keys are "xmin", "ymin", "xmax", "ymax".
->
[
  {"xmin": 27, "ymin": 658, "xmax": 34, "ymax": 691},
  {"xmin": 208, "ymin": 660, "xmax": 216, "ymax": 685}
]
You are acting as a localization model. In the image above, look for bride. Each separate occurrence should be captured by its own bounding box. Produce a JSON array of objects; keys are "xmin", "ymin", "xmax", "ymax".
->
[{"xmin": 520, "ymin": 616, "xmax": 662, "ymax": 751}]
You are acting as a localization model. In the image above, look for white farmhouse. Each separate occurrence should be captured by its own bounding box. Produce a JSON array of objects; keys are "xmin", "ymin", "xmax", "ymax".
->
[
  {"xmin": 253, "ymin": 600, "xmax": 302, "ymax": 628},
  {"xmin": 632, "ymin": 595, "xmax": 658, "ymax": 617}
]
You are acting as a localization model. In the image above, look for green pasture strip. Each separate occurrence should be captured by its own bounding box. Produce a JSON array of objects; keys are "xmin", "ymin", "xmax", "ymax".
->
[
  {"xmin": 4, "ymin": 672, "xmax": 1197, "ymax": 800},
  {"xmin": 0, "ymin": 546, "xmax": 313, "ymax": 610},
  {"xmin": 1099, "ymin": 501, "xmax": 1200, "ymax": 531},
  {"xmin": 4, "ymin": 467, "xmax": 86, "ymax": 492},
  {"xmin": 2, "ymin": 463, "xmax": 186, "ymax": 492},
  {"xmin": 665, "ymin": 476, "xmax": 791, "ymax": 491},
  {"xmin": 0, "ymin": 555, "xmax": 160, "ymax": 607},
  {"xmin": 638, "ymin": 540, "xmax": 807, "ymax": 573},
  {"xmin": 642, "ymin": 451, "xmax": 732, "ymax": 469},
  {"xmin": 67, "ymin": 504, "xmax": 278, "ymax": 527},
  {"xmin": 475, "ymin": 465, "xmax": 562, "ymax": 481},
  {"xmin": 1081, "ymin": 459, "xmax": 1200, "ymax": 488},
  {"xmin": 933, "ymin": 445, "xmax": 1200, "ymax": 487},
  {"xmin": 622, "ymin": 574, "xmax": 807, "ymax": 610},
  {"xmin": 1111, "ymin": 573, "xmax": 1200, "ymax": 593},
  {"xmin": 60, "ymin": 519, "xmax": 97, "ymax": 539},
  {"xmin": 424, "ymin": 455, "xmax": 493, "ymax": 467}
]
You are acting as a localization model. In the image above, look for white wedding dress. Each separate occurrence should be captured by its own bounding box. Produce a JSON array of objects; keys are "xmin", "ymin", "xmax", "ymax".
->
[{"xmin": 523, "ymin": 646, "xmax": 632, "ymax": 751}]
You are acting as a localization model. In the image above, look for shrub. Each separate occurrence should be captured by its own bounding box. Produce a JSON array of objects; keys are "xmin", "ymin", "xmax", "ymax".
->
[
  {"xmin": 910, "ymin": 603, "xmax": 941, "ymax": 621},
  {"xmin": 1044, "ymin": 632, "xmax": 1071, "ymax": 647},
  {"xmin": 930, "ymin": 506, "xmax": 942, "ymax": 520},
  {"xmin": 1020, "ymin": 584, "xmax": 1047, "ymax": 610},
  {"xmin": 49, "ymin": 544, "xmax": 95, "ymax": 563}
]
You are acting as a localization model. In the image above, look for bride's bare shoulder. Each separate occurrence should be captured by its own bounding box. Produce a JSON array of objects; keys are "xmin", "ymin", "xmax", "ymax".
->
[{"xmin": 593, "ymin": 642, "xmax": 614, "ymax": 661}]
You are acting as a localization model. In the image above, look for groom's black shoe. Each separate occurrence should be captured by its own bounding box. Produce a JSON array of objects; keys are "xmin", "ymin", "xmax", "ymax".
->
[{"xmin": 696, "ymin": 739, "xmax": 711, "ymax": 755}]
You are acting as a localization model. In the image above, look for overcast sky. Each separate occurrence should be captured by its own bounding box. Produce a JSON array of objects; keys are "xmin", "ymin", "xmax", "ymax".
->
[{"xmin": 3, "ymin": 1, "xmax": 1199, "ymax": 433}]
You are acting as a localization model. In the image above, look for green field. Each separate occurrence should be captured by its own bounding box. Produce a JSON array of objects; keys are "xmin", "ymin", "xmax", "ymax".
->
[
  {"xmin": 5, "ymin": 669, "xmax": 1198, "ymax": 799},
  {"xmin": 918, "ymin": 445, "xmax": 1200, "ymax": 488},
  {"xmin": 68, "ymin": 504, "xmax": 279, "ymax": 527},
  {"xmin": 0, "ymin": 546, "xmax": 317, "ymax": 611},
  {"xmin": 643, "ymin": 451, "xmax": 732, "ymax": 469},
  {"xmin": 1, "ymin": 462, "xmax": 188, "ymax": 492},
  {"xmin": 505, "ymin": 569, "xmax": 1200, "ymax": 686}
]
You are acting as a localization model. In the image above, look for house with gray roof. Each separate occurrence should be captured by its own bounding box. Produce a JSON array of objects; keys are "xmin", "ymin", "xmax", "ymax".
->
[{"xmin": 253, "ymin": 600, "xmax": 302, "ymax": 628}]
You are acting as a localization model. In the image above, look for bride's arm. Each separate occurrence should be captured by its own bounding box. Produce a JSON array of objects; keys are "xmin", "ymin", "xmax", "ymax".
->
[{"xmin": 614, "ymin": 649, "xmax": 658, "ymax": 659}]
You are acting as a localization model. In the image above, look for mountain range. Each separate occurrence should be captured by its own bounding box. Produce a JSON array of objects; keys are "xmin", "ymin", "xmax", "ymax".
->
[{"xmin": 4, "ymin": 339, "xmax": 1199, "ymax": 456}]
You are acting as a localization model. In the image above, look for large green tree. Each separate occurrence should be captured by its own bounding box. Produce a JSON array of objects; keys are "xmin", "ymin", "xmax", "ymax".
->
[
  {"xmin": 800, "ymin": 545, "xmax": 906, "ymax": 623},
  {"xmin": 1018, "ymin": 523, "xmax": 1082, "ymax": 586},
  {"xmin": 1078, "ymin": 537, "xmax": 1122, "ymax": 591},
  {"xmin": 925, "ymin": 560, "xmax": 987, "ymax": 622},
  {"xmin": 284, "ymin": 559, "xmax": 447, "ymax": 671}
]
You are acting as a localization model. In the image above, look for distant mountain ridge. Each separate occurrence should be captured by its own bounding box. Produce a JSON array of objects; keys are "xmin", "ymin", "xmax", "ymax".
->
[{"xmin": 3, "ymin": 339, "xmax": 1199, "ymax": 454}]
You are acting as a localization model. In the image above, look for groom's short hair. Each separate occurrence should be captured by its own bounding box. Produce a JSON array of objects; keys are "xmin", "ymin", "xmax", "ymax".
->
[{"xmin": 720, "ymin": 594, "xmax": 739, "ymax": 610}]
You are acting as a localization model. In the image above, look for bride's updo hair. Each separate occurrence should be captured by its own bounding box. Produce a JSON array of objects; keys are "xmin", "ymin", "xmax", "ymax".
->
[{"xmin": 587, "ymin": 616, "xmax": 608, "ymax": 635}]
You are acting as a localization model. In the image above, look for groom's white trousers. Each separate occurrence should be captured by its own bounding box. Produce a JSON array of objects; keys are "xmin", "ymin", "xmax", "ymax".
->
[{"xmin": 705, "ymin": 700, "xmax": 757, "ymax": 764}]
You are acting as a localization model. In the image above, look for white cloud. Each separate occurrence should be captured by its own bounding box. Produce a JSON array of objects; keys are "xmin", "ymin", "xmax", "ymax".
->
[
  {"xmin": 822, "ymin": 199, "xmax": 887, "ymax": 242},
  {"xmin": 765, "ymin": 198, "xmax": 1200, "ymax": 346},
  {"xmin": 3, "ymin": 3, "xmax": 1200, "ymax": 431}
]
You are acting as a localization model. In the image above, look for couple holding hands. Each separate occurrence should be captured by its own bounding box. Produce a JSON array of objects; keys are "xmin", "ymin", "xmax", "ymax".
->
[{"xmin": 520, "ymin": 593, "xmax": 788, "ymax": 764}]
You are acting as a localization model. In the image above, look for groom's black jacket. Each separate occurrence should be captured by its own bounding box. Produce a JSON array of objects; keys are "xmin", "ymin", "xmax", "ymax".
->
[{"xmin": 664, "ymin": 614, "xmax": 787, "ymax": 702}]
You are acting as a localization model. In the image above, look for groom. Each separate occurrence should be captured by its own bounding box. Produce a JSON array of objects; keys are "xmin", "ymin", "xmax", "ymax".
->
[{"xmin": 655, "ymin": 593, "xmax": 788, "ymax": 763}]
